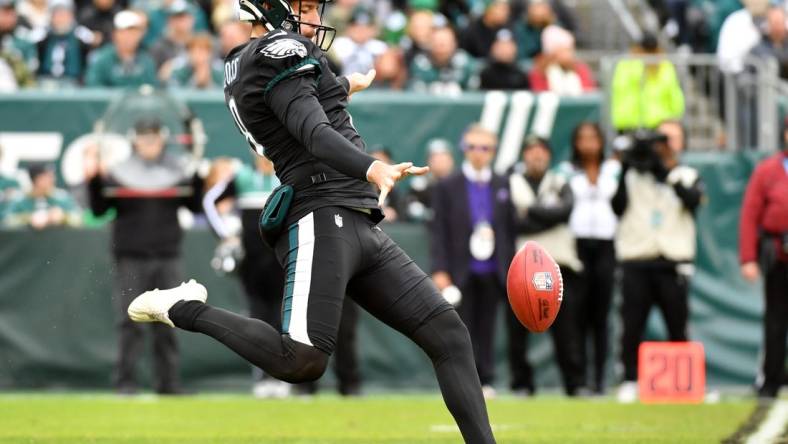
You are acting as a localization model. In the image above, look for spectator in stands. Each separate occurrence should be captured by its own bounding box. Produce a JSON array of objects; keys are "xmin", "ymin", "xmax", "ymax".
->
[
  {"xmin": 430, "ymin": 124, "xmax": 522, "ymax": 399},
  {"xmin": 739, "ymin": 117, "xmax": 788, "ymax": 399},
  {"xmin": 409, "ymin": 25, "xmax": 478, "ymax": 94},
  {"xmin": 84, "ymin": 10, "xmax": 157, "ymax": 87},
  {"xmin": 404, "ymin": 138, "xmax": 455, "ymax": 221},
  {"xmin": 3, "ymin": 162, "xmax": 81, "ymax": 229},
  {"xmin": 400, "ymin": 8, "xmax": 434, "ymax": 65},
  {"xmin": 510, "ymin": 135, "xmax": 585, "ymax": 396},
  {"xmin": 559, "ymin": 122, "xmax": 619, "ymax": 394},
  {"xmin": 0, "ymin": 144, "xmax": 21, "ymax": 215},
  {"xmin": 331, "ymin": 6, "xmax": 387, "ymax": 77},
  {"xmin": 85, "ymin": 117, "xmax": 204, "ymax": 395},
  {"xmin": 717, "ymin": 0, "xmax": 769, "ymax": 75},
  {"xmin": 529, "ymin": 25, "xmax": 595, "ymax": 95},
  {"xmin": 218, "ymin": 20, "xmax": 250, "ymax": 58},
  {"xmin": 141, "ymin": 0, "xmax": 208, "ymax": 49},
  {"xmin": 16, "ymin": 0, "xmax": 48, "ymax": 34},
  {"xmin": 35, "ymin": 0, "xmax": 95, "ymax": 84},
  {"xmin": 750, "ymin": 6, "xmax": 788, "ymax": 79},
  {"xmin": 514, "ymin": 0, "xmax": 554, "ymax": 60},
  {"xmin": 167, "ymin": 33, "xmax": 221, "ymax": 89},
  {"xmin": 479, "ymin": 29, "xmax": 529, "ymax": 90},
  {"xmin": 150, "ymin": 0, "xmax": 194, "ymax": 70},
  {"xmin": 460, "ymin": 0, "xmax": 511, "ymax": 59},
  {"xmin": 78, "ymin": 0, "xmax": 119, "ymax": 47},
  {"xmin": 372, "ymin": 46, "xmax": 407, "ymax": 89},
  {"xmin": 0, "ymin": 46, "xmax": 33, "ymax": 89},
  {"xmin": 611, "ymin": 34, "xmax": 684, "ymax": 132},
  {"xmin": 0, "ymin": 0, "xmax": 37, "ymax": 71},
  {"xmin": 612, "ymin": 126, "xmax": 704, "ymax": 403}
]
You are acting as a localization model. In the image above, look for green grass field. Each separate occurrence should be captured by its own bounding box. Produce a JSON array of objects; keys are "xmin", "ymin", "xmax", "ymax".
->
[{"xmin": 0, "ymin": 394, "xmax": 759, "ymax": 443}]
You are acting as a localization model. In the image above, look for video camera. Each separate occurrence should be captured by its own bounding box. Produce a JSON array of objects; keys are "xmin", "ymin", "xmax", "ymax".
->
[{"xmin": 616, "ymin": 129, "xmax": 669, "ymax": 174}]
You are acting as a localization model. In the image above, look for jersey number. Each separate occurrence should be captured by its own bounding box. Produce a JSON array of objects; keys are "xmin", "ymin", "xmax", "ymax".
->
[{"xmin": 228, "ymin": 96, "xmax": 265, "ymax": 157}]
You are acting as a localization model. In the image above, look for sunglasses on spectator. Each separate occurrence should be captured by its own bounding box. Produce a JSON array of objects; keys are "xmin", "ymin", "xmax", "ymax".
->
[{"xmin": 463, "ymin": 144, "xmax": 495, "ymax": 152}]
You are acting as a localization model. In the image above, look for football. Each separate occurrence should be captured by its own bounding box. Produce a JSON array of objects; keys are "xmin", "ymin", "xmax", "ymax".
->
[{"xmin": 506, "ymin": 241, "xmax": 563, "ymax": 333}]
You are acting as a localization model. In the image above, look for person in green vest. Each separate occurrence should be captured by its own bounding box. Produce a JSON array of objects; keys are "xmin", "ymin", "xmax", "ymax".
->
[
  {"xmin": 611, "ymin": 33, "xmax": 685, "ymax": 132},
  {"xmin": 3, "ymin": 162, "xmax": 81, "ymax": 229},
  {"xmin": 84, "ymin": 10, "xmax": 157, "ymax": 87},
  {"xmin": 167, "ymin": 32, "xmax": 222, "ymax": 89}
]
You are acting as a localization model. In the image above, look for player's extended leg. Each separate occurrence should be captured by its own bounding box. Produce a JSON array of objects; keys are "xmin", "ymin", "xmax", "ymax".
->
[
  {"xmin": 129, "ymin": 210, "xmax": 360, "ymax": 384},
  {"xmin": 347, "ymin": 221, "xmax": 495, "ymax": 444}
]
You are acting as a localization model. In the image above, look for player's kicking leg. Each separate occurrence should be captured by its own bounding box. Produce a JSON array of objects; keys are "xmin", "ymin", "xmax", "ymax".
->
[{"xmin": 346, "ymin": 216, "xmax": 496, "ymax": 444}]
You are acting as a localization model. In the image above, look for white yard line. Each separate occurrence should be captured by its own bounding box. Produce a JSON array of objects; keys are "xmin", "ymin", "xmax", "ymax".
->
[{"xmin": 745, "ymin": 400, "xmax": 788, "ymax": 444}]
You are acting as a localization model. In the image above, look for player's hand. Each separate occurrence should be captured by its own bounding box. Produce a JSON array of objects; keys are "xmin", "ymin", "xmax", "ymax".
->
[
  {"xmin": 366, "ymin": 161, "xmax": 429, "ymax": 207},
  {"xmin": 740, "ymin": 262, "xmax": 760, "ymax": 282},
  {"xmin": 346, "ymin": 69, "xmax": 376, "ymax": 98}
]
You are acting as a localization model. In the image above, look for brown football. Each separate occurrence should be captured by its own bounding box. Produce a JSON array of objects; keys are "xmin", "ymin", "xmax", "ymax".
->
[{"xmin": 507, "ymin": 241, "xmax": 563, "ymax": 333}]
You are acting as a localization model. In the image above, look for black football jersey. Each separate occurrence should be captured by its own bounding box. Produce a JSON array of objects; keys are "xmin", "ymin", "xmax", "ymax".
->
[{"xmin": 223, "ymin": 30, "xmax": 380, "ymax": 225}]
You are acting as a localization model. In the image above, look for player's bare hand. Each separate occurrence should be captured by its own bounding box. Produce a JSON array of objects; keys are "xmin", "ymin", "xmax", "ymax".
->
[
  {"xmin": 346, "ymin": 69, "xmax": 376, "ymax": 97},
  {"xmin": 367, "ymin": 161, "xmax": 429, "ymax": 207},
  {"xmin": 740, "ymin": 262, "xmax": 760, "ymax": 282}
]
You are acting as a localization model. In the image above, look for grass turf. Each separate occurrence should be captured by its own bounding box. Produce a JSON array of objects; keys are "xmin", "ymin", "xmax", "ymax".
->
[{"xmin": 0, "ymin": 394, "xmax": 754, "ymax": 443}]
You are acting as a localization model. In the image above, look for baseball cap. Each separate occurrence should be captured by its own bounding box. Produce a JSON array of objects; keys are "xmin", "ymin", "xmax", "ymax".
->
[
  {"xmin": 522, "ymin": 134, "xmax": 551, "ymax": 151},
  {"xmin": 167, "ymin": 0, "xmax": 190, "ymax": 17},
  {"xmin": 134, "ymin": 117, "xmax": 163, "ymax": 134},
  {"xmin": 114, "ymin": 10, "xmax": 143, "ymax": 30},
  {"xmin": 49, "ymin": 0, "xmax": 74, "ymax": 12},
  {"xmin": 349, "ymin": 6, "xmax": 374, "ymax": 26},
  {"xmin": 426, "ymin": 138, "xmax": 452, "ymax": 155}
]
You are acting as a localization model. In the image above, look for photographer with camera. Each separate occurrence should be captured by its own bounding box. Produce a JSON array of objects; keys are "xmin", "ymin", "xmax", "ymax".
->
[{"xmin": 612, "ymin": 121, "xmax": 704, "ymax": 403}]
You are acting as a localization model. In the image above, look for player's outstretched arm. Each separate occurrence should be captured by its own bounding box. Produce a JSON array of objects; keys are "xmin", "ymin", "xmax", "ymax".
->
[{"xmin": 265, "ymin": 74, "xmax": 379, "ymax": 180}]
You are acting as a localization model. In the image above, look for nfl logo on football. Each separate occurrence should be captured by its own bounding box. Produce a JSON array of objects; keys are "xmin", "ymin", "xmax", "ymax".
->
[{"xmin": 531, "ymin": 272, "xmax": 553, "ymax": 291}]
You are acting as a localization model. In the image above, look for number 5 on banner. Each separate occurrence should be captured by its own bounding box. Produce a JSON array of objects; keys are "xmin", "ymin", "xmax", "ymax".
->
[{"xmin": 638, "ymin": 342, "xmax": 706, "ymax": 404}]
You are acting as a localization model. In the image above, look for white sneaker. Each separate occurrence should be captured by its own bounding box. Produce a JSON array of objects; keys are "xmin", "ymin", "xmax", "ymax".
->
[
  {"xmin": 616, "ymin": 381, "xmax": 639, "ymax": 404},
  {"xmin": 127, "ymin": 279, "xmax": 208, "ymax": 327},
  {"xmin": 253, "ymin": 380, "xmax": 292, "ymax": 399},
  {"xmin": 482, "ymin": 385, "xmax": 497, "ymax": 400}
]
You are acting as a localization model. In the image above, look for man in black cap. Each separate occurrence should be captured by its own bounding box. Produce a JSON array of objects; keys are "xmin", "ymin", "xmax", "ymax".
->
[{"xmin": 85, "ymin": 117, "xmax": 204, "ymax": 395}]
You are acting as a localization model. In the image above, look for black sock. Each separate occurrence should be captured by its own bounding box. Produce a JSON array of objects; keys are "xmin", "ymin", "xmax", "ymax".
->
[{"xmin": 168, "ymin": 301, "xmax": 329, "ymax": 383}]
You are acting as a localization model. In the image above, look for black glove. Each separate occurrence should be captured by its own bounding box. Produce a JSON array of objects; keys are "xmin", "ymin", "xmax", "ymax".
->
[{"xmin": 652, "ymin": 160, "xmax": 669, "ymax": 183}]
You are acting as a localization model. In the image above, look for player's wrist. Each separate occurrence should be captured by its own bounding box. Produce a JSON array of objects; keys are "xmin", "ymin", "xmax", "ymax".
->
[{"xmin": 365, "ymin": 160, "xmax": 384, "ymax": 183}]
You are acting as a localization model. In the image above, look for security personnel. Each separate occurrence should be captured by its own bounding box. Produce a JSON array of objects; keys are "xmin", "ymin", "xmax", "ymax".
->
[
  {"xmin": 739, "ymin": 119, "xmax": 788, "ymax": 399},
  {"xmin": 510, "ymin": 135, "xmax": 585, "ymax": 396},
  {"xmin": 612, "ymin": 123, "xmax": 704, "ymax": 403}
]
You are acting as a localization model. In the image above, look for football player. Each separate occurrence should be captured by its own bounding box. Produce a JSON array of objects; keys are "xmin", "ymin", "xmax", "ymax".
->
[{"xmin": 127, "ymin": 1, "xmax": 496, "ymax": 442}]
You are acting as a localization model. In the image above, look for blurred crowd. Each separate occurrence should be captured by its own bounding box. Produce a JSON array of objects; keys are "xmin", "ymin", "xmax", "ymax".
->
[{"xmin": 0, "ymin": 0, "xmax": 600, "ymax": 93}]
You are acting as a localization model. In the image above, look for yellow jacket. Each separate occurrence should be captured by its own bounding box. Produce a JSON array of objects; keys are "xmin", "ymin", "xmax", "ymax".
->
[{"xmin": 611, "ymin": 59, "xmax": 685, "ymax": 130}]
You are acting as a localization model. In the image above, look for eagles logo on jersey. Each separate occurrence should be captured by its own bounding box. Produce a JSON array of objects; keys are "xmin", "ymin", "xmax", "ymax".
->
[{"xmin": 260, "ymin": 38, "xmax": 308, "ymax": 59}]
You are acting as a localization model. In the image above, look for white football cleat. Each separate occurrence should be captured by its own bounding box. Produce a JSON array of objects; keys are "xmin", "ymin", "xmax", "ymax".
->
[
  {"xmin": 616, "ymin": 381, "xmax": 639, "ymax": 404},
  {"xmin": 127, "ymin": 279, "xmax": 208, "ymax": 327}
]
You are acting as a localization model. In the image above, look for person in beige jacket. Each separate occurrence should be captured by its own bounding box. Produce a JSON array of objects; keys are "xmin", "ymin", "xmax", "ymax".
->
[{"xmin": 510, "ymin": 135, "xmax": 587, "ymax": 396}]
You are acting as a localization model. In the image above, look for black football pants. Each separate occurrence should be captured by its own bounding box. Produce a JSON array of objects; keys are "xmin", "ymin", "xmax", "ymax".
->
[{"xmin": 169, "ymin": 207, "xmax": 496, "ymax": 443}]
